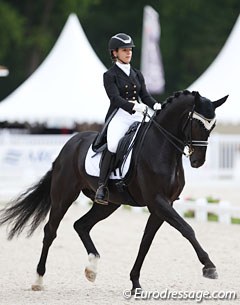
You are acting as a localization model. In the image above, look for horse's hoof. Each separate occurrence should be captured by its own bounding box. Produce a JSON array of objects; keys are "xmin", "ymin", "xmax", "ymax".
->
[
  {"xmin": 31, "ymin": 275, "xmax": 44, "ymax": 291},
  {"xmin": 85, "ymin": 267, "xmax": 97, "ymax": 282},
  {"xmin": 203, "ymin": 267, "xmax": 218, "ymax": 279},
  {"xmin": 131, "ymin": 287, "xmax": 142, "ymax": 296},
  {"xmin": 31, "ymin": 284, "xmax": 44, "ymax": 291}
]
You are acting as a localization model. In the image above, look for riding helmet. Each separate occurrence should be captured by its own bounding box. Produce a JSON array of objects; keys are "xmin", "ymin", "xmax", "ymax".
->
[{"xmin": 108, "ymin": 33, "xmax": 135, "ymax": 50}]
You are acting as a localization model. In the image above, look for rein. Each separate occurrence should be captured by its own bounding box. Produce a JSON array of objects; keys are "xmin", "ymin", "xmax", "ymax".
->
[
  {"xmin": 147, "ymin": 112, "xmax": 190, "ymax": 157},
  {"xmin": 147, "ymin": 106, "xmax": 209, "ymax": 157}
]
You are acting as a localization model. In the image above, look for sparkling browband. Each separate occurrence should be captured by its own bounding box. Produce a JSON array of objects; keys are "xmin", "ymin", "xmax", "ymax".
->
[{"xmin": 192, "ymin": 111, "xmax": 216, "ymax": 131}]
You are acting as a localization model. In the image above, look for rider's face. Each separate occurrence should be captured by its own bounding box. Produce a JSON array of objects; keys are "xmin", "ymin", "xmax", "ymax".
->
[{"xmin": 113, "ymin": 48, "xmax": 132, "ymax": 64}]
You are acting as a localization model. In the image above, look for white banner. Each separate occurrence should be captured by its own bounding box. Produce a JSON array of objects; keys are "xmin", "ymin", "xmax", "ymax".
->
[
  {"xmin": 0, "ymin": 133, "xmax": 71, "ymax": 200},
  {"xmin": 140, "ymin": 6, "xmax": 165, "ymax": 94}
]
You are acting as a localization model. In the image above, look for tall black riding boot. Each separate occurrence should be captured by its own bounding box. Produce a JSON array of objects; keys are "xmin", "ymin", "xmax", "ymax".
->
[{"xmin": 95, "ymin": 150, "xmax": 115, "ymax": 205}]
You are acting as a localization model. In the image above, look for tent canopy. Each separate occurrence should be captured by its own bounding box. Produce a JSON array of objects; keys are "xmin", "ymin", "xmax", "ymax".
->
[
  {"xmin": 188, "ymin": 15, "xmax": 240, "ymax": 125},
  {"xmin": 0, "ymin": 14, "xmax": 108, "ymax": 128}
]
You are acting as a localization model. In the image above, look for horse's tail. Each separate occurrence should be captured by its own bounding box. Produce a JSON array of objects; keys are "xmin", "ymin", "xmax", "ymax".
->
[{"xmin": 0, "ymin": 169, "xmax": 52, "ymax": 239}]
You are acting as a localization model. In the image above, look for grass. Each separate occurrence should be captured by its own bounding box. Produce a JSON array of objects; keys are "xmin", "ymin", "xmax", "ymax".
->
[
  {"xmin": 207, "ymin": 213, "xmax": 218, "ymax": 222},
  {"xmin": 206, "ymin": 196, "xmax": 220, "ymax": 203},
  {"xmin": 231, "ymin": 217, "xmax": 240, "ymax": 224},
  {"xmin": 184, "ymin": 210, "xmax": 195, "ymax": 218}
]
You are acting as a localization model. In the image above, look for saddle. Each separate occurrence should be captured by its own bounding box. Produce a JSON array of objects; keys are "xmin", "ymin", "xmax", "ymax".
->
[
  {"xmin": 91, "ymin": 120, "xmax": 145, "ymax": 206},
  {"xmin": 92, "ymin": 108, "xmax": 118, "ymax": 153},
  {"xmin": 92, "ymin": 121, "xmax": 141, "ymax": 177},
  {"xmin": 91, "ymin": 107, "xmax": 152, "ymax": 205}
]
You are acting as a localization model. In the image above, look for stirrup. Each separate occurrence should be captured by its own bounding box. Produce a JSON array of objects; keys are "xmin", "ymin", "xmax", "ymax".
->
[
  {"xmin": 95, "ymin": 186, "xmax": 109, "ymax": 205},
  {"xmin": 95, "ymin": 197, "xmax": 108, "ymax": 205}
]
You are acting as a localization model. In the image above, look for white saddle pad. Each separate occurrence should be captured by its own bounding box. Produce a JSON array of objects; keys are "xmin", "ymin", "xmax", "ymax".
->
[
  {"xmin": 85, "ymin": 144, "xmax": 133, "ymax": 180},
  {"xmin": 85, "ymin": 123, "xmax": 142, "ymax": 180}
]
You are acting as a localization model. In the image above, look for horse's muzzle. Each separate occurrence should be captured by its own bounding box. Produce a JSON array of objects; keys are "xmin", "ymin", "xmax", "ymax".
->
[{"xmin": 190, "ymin": 156, "xmax": 205, "ymax": 168}]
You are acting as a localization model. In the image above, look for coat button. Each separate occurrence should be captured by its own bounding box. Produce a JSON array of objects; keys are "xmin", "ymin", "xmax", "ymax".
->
[
  {"xmin": 133, "ymin": 85, "xmax": 136, "ymax": 88},
  {"xmin": 132, "ymin": 97, "xmax": 136, "ymax": 100},
  {"xmin": 133, "ymin": 91, "xmax": 136, "ymax": 94},
  {"xmin": 125, "ymin": 85, "xmax": 128, "ymax": 88},
  {"xmin": 126, "ymin": 92, "xmax": 128, "ymax": 94}
]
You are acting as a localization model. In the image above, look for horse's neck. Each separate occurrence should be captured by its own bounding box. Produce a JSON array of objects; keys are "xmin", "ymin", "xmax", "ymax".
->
[
  {"xmin": 141, "ymin": 100, "xmax": 191, "ymax": 165},
  {"xmin": 155, "ymin": 109, "xmax": 185, "ymax": 138},
  {"xmin": 157, "ymin": 95, "xmax": 194, "ymax": 134},
  {"xmin": 142, "ymin": 121, "xmax": 182, "ymax": 167},
  {"xmin": 138, "ymin": 126, "xmax": 183, "ymax": 186}
]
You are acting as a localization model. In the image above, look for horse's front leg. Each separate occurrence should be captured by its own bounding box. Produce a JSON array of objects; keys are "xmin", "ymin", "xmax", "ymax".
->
[
  {"xmin": 130, "ymin": 213, "xmax": 164, "ymax": 294},
  {"xmin": 153, "ymin": 195, "xmax": 217, "ymax": 279}
]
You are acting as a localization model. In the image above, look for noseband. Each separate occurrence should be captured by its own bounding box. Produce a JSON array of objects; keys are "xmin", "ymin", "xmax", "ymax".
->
[{"xmin": 148, "ymin": 106, "xmax": 216, "ymax": 157}]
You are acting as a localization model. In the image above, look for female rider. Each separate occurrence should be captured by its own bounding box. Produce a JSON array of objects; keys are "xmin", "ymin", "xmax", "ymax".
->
[{"xmin": 95, "ymin": 33, "xmax": 161, "ymax": 205}]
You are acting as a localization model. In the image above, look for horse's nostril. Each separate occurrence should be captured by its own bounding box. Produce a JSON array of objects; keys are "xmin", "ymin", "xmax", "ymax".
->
[
  {"xmin": 190, "ymin": 158, "xmax": 199, "ymax": 168},
  {"xmin": 191, "ymin": 158, "xmax": 205, "ymax": 168}
]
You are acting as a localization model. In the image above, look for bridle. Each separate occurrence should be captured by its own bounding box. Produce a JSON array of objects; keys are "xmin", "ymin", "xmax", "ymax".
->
[
  {"xmin": 181, "ymin": 105, "xmax": 211, "ymax": 155},
  {"xmin": 145, "ymin": 105, "xmax": 215, "ymax": 157}
]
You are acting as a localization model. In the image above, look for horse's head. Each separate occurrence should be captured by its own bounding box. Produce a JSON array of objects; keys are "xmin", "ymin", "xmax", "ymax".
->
[{"xmin": 185, "ymin": 91, "xmax": 228, "ymax": 168}]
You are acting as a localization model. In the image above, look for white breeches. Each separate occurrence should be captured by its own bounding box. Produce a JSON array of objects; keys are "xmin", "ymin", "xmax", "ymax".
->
[{"xmin": 107, "ymin": 108, "xmax": 144, "ymax": 153}]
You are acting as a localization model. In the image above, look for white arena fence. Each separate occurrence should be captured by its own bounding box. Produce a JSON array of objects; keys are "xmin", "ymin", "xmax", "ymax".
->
[
  {"xmin": 207, "ymin": 134, "xmax": 240, "ymax": 178},
  {"xmin": 129, "ymin": 198, "xmax": 240, "ymax": 225},
  {"xmin": 0, "ymin": 132, "xmax": 240, "ymax": 216},
  {"xmin": 174, "ymin": 198, "xmax": 240, "ymax": 224},
  {"xmin": 182, "ymin": 133, "xmax": 240, "ymax": 181}
]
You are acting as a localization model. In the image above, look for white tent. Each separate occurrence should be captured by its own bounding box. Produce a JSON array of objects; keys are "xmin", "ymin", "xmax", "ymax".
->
[
  {"xmin": 0, "ymin": 14, "xmax": 108, "ymax": 128},
  {"xmin": 188, "ymin": 15, "xmax": 240, "ymax": 125}
]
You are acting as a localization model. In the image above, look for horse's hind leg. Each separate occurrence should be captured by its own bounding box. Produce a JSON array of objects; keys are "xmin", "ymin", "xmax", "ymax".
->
[
  {"xmin": 32, "ymin": 176, "xmax": 81, "ymax": 291},
  {"xmin": 74, "ymin": 202, "xmax": 120, "ymax": 282}
]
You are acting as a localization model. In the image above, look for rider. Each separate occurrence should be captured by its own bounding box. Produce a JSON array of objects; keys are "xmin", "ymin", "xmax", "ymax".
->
[{"xmin": 95, "ymin": 33, "xmax": 162, "ymax": 205}]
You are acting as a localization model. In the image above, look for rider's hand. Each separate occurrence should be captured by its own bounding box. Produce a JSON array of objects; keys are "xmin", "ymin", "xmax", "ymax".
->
[
  {"xmin": 153, "ymin": 103, "xmax": 162, "ymax": 111},
  {"xmin": 133, "ymin": 103, "xmax": 147, "ymax": 114}
]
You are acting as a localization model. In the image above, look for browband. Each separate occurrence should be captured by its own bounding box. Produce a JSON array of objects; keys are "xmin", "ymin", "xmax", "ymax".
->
[{"xmin": 191, "ymin": 111, "xmax": 216, "ymax": 131}]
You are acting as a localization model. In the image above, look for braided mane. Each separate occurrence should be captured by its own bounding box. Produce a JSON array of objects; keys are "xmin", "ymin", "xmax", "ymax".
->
[{"xmin": 161, "ymin": 90, "xmax": 198, "ymax": 109}]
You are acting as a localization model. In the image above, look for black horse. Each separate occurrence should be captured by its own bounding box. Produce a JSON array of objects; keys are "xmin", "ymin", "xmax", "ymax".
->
[{"xmin": 0, "ymin": 90, "xmax": 227, "ymax": 292}]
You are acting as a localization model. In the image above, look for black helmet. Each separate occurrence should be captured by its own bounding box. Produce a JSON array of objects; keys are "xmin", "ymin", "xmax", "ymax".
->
[{"xmin": 108, "ymin": 33, "xmax": 135, "ymax": 50}]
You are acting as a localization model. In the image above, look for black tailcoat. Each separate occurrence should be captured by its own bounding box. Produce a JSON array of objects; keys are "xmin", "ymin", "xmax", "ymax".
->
[{"xmin": 103, "ymin": 64, "xmax": 158, "ymax": 121}]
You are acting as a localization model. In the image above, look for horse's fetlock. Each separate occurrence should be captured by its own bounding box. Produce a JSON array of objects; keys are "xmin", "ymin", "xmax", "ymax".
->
[
  {"xmin": 130, "ymin": 271, "xmax": 140, "ymax": 282},
  {"xmin": 203, "ymin": 259, "xmax": 215, "ymax": 269},
  {"xmin": 37, "ymin": 264, "xmax": 45, "ymax": 277}
]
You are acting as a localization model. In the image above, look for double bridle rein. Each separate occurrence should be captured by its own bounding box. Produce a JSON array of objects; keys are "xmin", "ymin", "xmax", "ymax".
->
[{"xmin": 146, "ymin": 105, "xmax": 214, "ymax": 157}]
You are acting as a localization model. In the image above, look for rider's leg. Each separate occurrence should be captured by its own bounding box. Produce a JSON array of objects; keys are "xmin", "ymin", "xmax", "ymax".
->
[
  {"xmin": 95, "ymin": 150, "xmax": 115, "ymax": 205},
  {"xmin": 95, "ymin": 109, "xmax": 141, "ymax": 205}
]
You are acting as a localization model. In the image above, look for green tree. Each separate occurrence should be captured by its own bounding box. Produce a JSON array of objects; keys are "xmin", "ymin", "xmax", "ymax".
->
[
  {"xmin": 0, "ymin": 1, "xmax": 25, "ymax": 95},
  {"xmin": 0, "ymin": 0, "xmax": 95, "ymax": 99},
  {"xmin": 0, "ymin": 0, "xmax": 239, "ymax": 102}
]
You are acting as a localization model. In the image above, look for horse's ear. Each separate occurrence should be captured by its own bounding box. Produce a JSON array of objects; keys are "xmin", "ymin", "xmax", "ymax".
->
[
  {"xmin": 213, "ymin": 95, "xmax": 229, "ymax": 109},
  {"xmin": 194, "ymin": 91, "xmax": 201, "ymax": 107}
]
